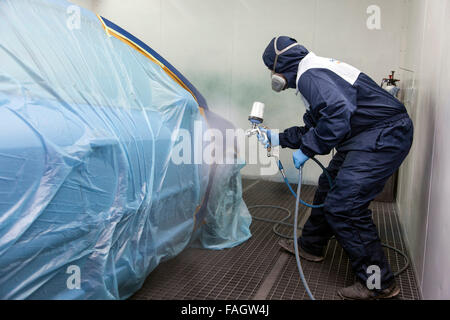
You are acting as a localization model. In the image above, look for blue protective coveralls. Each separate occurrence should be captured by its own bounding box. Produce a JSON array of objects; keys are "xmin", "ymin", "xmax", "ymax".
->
[{"xmin": 263, "ymin": 37, "xmax": 413, "ymax": 289}]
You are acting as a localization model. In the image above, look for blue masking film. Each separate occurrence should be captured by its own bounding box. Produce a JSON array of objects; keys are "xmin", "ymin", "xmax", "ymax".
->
[{"xmin": 0, "ymin": 0, "xmax": 251, "ymax": 299}]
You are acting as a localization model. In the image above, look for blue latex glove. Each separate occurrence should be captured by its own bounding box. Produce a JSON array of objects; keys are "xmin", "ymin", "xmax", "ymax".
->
[
  {"xmin": 293, "ymin": 149, "xmax": 310, "ymax": 169},
  {"xmin": 257, "ymin": 128, "xmax": 279, "ymax": 149}
]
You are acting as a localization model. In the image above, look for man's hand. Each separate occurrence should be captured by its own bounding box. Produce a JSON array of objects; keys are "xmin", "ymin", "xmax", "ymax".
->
[
  {"xmin": 293, "ymin": 149, "xmax": 310, "ymax": 169},
  {"xmin": 257, "ymin": 128, "xmax": 280, "ymax": 149}
]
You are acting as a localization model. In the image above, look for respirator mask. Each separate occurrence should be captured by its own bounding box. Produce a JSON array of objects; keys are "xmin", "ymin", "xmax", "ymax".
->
[{"xmin": 271, "ymin": 37, "xmax": 301, "ymax": 92}]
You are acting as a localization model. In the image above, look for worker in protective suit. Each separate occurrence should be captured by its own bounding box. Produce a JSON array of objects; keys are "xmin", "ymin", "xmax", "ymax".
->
[{"xmin": 259, "ymin": 36, "xmax": 413, "ymax": 300}]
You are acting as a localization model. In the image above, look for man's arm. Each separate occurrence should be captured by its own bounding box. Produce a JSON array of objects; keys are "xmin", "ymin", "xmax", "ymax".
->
[
  {"xmin": 298, "ymin": 70, "xmax": 358, "ymax": 157},
  {"xmin": 278, "ymin": 112, "xmax": 315, "ymax": 149}
]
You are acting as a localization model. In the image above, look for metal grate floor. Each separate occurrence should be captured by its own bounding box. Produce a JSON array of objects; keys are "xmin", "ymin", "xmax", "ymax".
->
[{"xmin": 131, "ymin": 179, "xmax": 420, "ymax": 300}]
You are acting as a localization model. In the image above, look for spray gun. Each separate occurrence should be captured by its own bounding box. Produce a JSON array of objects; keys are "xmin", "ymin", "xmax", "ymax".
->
[{"xmin": 245, "ymin": 102, "xmax": 274, "ymax": 158}]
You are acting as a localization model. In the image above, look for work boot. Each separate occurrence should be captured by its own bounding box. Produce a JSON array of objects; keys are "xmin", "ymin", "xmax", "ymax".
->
[
  {"xmin": 337, "ymin": 281, "xmax": 400, "ymax": 300},
  {"xmin": 278, "ymin": 239, "xmax": 325, "ymax": 262}
]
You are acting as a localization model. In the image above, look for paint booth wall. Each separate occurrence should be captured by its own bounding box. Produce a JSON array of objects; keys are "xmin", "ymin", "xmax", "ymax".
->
[
  {"xmin": 396, "ymin": 0, "xmax": 450, "ymax": 299},
  {"xmin": 74, "ymin": 0, "xmax": 409, "ymax": 184}
]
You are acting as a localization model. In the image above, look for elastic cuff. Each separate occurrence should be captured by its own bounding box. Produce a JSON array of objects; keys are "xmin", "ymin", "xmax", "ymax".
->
[
  {"xmin": 278, "ymin": 133, "xmax": 287, "ymax": 148},
  {"xmin": 278, "ymin": 132, "xmax": 296, "ymax": 149}
]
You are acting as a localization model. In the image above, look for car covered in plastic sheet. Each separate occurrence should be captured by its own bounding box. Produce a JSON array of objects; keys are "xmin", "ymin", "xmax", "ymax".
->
[{"xmin": 0, "ymin": 0, "xmax": 251, "ymax": 299}]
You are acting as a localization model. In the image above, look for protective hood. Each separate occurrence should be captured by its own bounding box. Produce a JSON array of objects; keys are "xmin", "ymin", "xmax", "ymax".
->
[{"xmin": 262, "ymin": 36, "xmax": 309, "ymax": 89}]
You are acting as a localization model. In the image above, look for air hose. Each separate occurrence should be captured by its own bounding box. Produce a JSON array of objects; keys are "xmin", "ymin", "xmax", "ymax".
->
[
  {"xmin": 293, "ymin": 167, "xmax": 315, "ymax": 299},
  {"xmin": 248, "ymin": 157, "xmax": 410, "ymax": 300}
]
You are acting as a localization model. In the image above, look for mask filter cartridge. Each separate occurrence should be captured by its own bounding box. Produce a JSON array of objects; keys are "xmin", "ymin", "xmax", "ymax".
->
[{"xmin": 271, "ymin": 74, "xmax": 287, "ymax": 92}]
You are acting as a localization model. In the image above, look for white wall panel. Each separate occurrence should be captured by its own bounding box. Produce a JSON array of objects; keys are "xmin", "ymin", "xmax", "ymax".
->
[{"xmin": 397, "ymin": 0, "xmax": 450, "ymax": 299}]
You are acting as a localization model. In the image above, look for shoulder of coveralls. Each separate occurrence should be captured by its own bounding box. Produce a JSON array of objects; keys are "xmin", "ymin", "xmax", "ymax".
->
[{"xmin": 298, "ymin": 68, "xmax": 359, "ymax": 110}]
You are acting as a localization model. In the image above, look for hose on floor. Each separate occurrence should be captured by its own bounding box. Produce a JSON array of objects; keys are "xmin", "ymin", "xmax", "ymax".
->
[
  {"xmin": 293, "ymin": 168, "xmax": 315, "ymax": 299},
  {"xmin": 248, "ymin": 157, "xmax": 410, "ymax": 300}
]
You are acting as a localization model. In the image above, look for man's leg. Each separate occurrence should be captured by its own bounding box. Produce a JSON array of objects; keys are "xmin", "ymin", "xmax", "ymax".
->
[
  {"xmin": 324, "ymin": 145, "xmax": 411, "ymax": 290},
  {"xmin": 298, "ymin": 152, "xmax": 346, "ymax": 257}
]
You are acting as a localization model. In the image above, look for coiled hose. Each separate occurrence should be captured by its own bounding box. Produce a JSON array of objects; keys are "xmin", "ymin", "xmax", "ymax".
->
[{"xmin": 248, "ymin": 157, "xmax": 410, "ymax": 300}]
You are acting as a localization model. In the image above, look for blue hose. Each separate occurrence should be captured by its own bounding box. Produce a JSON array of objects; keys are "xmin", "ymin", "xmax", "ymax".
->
[
  {"xmin": 277, "ymin": 158, "xmax": 330, "ymax": 300},
  {"xmin": 293, "ymin": 167, "xmax": 315, "ymax": 300},
  {"xmin": 281, "ymin": 157, "xmax": 331, "ymax": 300},
  {"xmin": 277, "ymin": 159, "xmax": 333, "ymax": 208}
]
